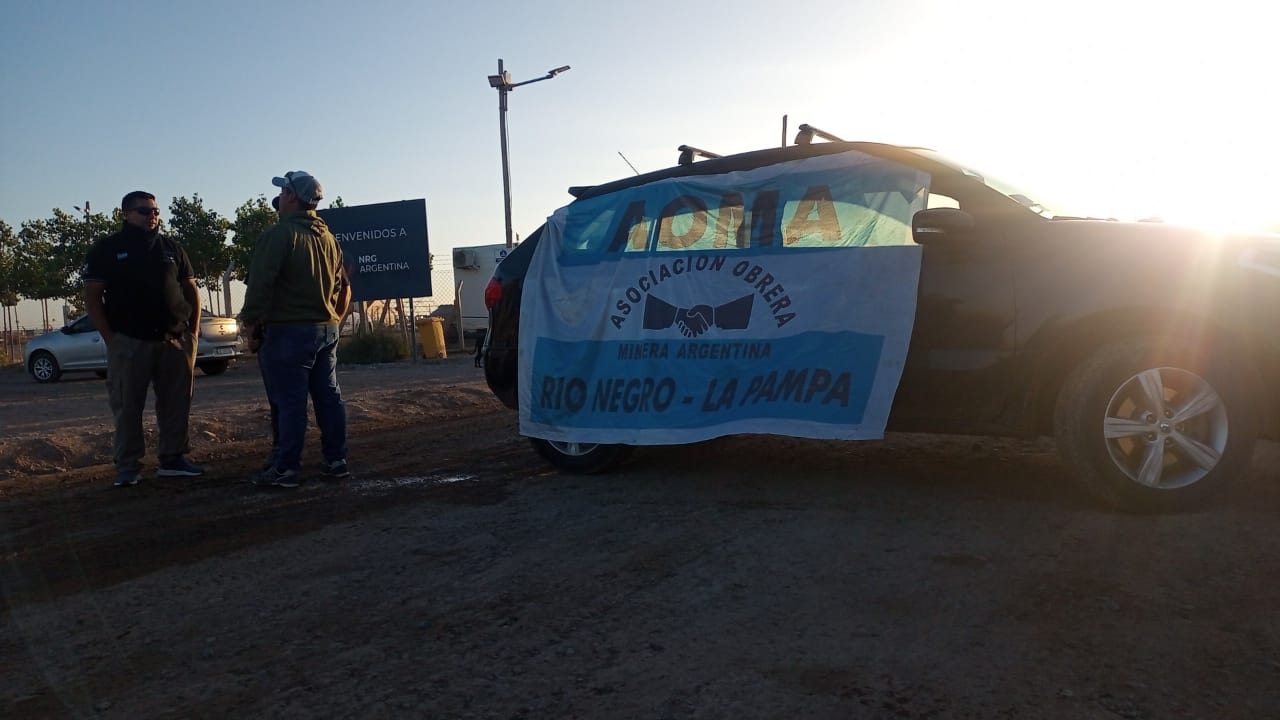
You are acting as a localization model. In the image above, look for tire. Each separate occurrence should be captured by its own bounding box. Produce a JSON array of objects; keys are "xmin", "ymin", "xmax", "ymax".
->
[
  {"xmin": 1054, "ymin": 336, "xmax": 1258, "ymax": 512},
  {"xmin": 530, "ymin": 438, "xmax": 632, "ymax": 474},
  {"xmin": 29, "ymin": 351, "xmax": 62, "ymax": 383},
  {"xmin": 198, "ymin": 360, "xmax": 229, "ymax": 376}
]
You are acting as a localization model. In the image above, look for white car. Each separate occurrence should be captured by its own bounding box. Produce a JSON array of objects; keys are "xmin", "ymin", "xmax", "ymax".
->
[{"xmin": 24, "ymin": 314, "xmax": 246, "ymax": 383}]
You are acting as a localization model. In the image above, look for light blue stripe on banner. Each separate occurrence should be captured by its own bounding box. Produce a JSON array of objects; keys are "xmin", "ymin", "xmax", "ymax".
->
[{"xmin": 528, "ymin": 331, "xmax": 885, "ymax": 429}]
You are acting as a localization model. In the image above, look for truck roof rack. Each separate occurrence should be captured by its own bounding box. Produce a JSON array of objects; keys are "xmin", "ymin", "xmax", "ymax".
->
[
  {"xmin": 677, "ymin": 145, "xmax": 722, "ymax": 165},
  {"xmin": 794, "ymin": 123, "xmax": 845, "ymax": 145}
]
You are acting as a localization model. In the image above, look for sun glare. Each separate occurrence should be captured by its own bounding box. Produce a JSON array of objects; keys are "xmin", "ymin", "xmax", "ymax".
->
[
  {"xmin": 908, "ymin": 103, "xmax": 1277, "ymax": 235},
  {"xmin": 836, "ymin": 2, "xmax": 1279, "ymax": 236}
]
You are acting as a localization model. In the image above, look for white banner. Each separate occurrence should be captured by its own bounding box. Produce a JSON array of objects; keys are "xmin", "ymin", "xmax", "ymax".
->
[{"xmin": 519, "ymin": 150, "xmax": 928, "ymax": 445}]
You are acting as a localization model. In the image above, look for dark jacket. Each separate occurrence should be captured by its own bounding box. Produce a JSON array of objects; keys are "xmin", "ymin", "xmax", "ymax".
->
[
  {"xmin": 83, "ymin": 225, "xmax": 194, "ymax": 340},
  {"xmin": 240, "ymin": 211, "xmax": 346, "ymax": 325}
]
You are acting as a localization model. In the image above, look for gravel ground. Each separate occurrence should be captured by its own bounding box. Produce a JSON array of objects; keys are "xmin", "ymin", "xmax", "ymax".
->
[{"xmin": 3, "ymin": 357, "xmax": 1280, "ymax": 719}]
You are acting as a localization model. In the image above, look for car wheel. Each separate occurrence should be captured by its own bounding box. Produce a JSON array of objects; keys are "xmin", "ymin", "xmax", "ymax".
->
[
  {"xmin": 198, "ymin": 360, "xmax": 229, "ymax": 376},
  {"xmin": 29, "ymin": 351, "xmax": 62, "ymax": 383},
  {"xmin": 1054, "ymin": 337, "xmax": 1258, "ymax": 512},
  {"xmin": 530, "ymin": 438, "xmax": 632, "ymax": 474}
]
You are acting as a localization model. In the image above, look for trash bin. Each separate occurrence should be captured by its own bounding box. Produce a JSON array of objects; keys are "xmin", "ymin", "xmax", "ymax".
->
[{"xmin": 415, "ymin": 317, "xmax": 447, "ymax": 359}]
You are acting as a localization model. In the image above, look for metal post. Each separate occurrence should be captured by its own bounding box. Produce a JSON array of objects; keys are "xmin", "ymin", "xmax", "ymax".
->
[
  {"xmin": 408, "ymin": 298, "xmax": 417, "ymax": 363},
  {"xmin": 489, "ymin": 59, "xmax": 570, "ymax": 250},
  {"xmin": 498, "ymin": 59, "xmax": 514, "ymax": 249}
]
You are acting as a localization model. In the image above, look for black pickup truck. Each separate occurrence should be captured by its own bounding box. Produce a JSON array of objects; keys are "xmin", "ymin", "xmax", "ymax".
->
[{"xmin": 482, "ymin": 139, "xmax": 1280, "ymax": 512}]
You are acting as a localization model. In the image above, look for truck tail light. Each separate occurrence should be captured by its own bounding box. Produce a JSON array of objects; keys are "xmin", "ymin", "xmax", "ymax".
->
[{"xmin": 484, "ymin": 278, "xmax": 502, "ymax": 310}]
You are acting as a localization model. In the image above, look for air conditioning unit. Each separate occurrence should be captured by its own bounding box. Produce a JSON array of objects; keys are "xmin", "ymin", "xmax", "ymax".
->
[{"xmin": 453, "ymin": 249, "xmax": 479, "ymax": 269}]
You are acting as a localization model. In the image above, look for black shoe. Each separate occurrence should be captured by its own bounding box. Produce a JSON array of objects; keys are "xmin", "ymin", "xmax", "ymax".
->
[
  {"xmin": 322, "ymin": 459, "xmax": 350, "ymax": 479},
  {"xmin": 157, "ymin": 457, "xmax": 204, "ymax": 477},
  {"xmin": 113, "ymin": 468, "xmax": 140, "ymax": 487},
  {"xmin": 253, "ymin": 467, "xmax": 300, "ymax": 488}
]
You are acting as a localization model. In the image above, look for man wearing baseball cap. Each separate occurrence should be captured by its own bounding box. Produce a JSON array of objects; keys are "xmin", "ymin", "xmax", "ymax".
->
[{"xmin": 239, "ymin": 171, "xmax": 352, "ymax": 487}]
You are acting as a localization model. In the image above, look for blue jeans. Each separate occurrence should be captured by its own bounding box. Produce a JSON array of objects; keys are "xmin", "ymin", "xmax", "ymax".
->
[
  {"xmin": 258, "ymin": 350, "xmax": 279, "ymax": 454},
  {"xmin": 258, "ymin": 323, "xmax": 347, "ymax": 472}
]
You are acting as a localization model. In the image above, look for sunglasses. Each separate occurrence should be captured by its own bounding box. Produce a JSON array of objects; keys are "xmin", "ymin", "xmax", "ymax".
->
[{"xmin": 129, "ymin": 207, "xmax": 160, "ymax": 216}]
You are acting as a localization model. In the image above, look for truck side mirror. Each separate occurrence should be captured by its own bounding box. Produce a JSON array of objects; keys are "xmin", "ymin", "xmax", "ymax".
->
[{"xmin": 912, "ymin": 208, "xmax": 975, "ymax": 246}]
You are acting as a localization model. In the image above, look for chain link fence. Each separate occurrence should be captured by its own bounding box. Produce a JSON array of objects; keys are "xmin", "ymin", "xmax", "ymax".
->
[
  {"xmin": 343, "ymin": 266, "xmax": 483, "ymax": 358},
  {"xmin": 2, "ymin": 266, "xmax": 476, "ymax": 369}
]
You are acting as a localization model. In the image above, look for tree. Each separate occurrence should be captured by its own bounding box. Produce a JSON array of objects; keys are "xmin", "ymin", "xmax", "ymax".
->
[
  {"xmin": 227, "ymin": 196, "xmax": 277, "ymax": 283},
  {"xmin": 14, "ymin": 220, "xmax": 62, "ymax": 329},
  {"xmin": 0, "ymin": 219, "xmax": 17, "ymax": 360},
  {"xmin": 14, "ymin": 208, "xmax": 117, "ymax": 326},
  {"xmin": 168, "ymin": 194, "xmax": 230, "ymax": 291},
  {"xmin": 328, "ymin": 196, "xmax": 346, "ymax": 209},
  {"xmin": 0, "ymin": 219, "xmax": 17, "ymax": 308}
]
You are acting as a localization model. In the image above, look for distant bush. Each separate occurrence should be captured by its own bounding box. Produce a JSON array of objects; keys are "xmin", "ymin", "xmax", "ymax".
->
[{"xmin": 339, "ymin": 330, "xmax": 408, "ymax": 364}]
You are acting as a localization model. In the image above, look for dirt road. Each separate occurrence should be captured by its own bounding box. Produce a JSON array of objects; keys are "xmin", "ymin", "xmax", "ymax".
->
[{"xmin": 3, "ymin": 358, "xmax": 1280, "ymax": 719}]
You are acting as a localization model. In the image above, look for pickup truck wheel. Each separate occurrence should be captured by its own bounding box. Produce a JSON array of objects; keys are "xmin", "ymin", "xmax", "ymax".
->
[
  {"xmin": 29, "ymin": 351, "xmax": 62, "ymax": 383},
  {"xmin": 198, "ymin": 360, "xmax": 229, "ymax": 376},
  {"xmin": 1054, "ymin": 337, "xmax": 1257, "ymax": 512},
  {"xmin": 530, "ymin": 438, "xmax": 632, "ymax": 474}
]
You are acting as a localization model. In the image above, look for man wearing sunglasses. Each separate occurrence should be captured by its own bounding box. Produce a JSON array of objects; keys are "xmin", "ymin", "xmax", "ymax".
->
[
  {"xmin": 84, "ymin": 191, "xmax": 204, "ymax": 487},
  {"xmin": 239, "ymin": 171, "xmax": 351, "ymax": 488}
]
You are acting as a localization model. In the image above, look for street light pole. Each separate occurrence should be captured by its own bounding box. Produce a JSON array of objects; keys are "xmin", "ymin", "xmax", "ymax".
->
[
  {"xmin": 496, "ymin": 59, "xmax": 514, "ymax": 251},
  {"xmin": 488, "ymin": 59, "xmax": 571, "ymax": 249}
]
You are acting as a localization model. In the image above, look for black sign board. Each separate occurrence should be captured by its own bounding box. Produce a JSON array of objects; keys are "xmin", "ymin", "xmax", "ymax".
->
[{"xmin": 319, "ymin": 199, "xmax": 430, "ymax": 302}]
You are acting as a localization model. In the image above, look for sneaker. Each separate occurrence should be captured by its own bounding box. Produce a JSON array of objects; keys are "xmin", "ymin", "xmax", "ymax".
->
[
  {"xmin": 253, "ymin": 467, "xmax": 300, "ymax": 488},
  {"xmin": 157, "ymin": 457, "xmax": 204, "ymax": 477},
  {"xmin": 113, "ymin": 468, "xmax": 140, "ymax": 487},
  {"xmin": 322, "ymin": 459, "xmax": 351, "ymax": 479}
]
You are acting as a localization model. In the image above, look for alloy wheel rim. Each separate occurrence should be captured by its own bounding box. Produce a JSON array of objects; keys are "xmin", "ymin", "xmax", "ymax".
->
[
  {"xmin": 33, "ymin": 358, "xmax": 54, "ymax": 380},
  {"xmin": 548, "ymin": 441, "xmax": 599, "ymax": 457},
  {"xmin": 1101, "ymin": 366, "xmax": 1228, "ymax": 490}
]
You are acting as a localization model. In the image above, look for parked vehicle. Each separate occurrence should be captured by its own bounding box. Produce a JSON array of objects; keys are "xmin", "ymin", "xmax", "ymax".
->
[
  {"xmin": 482, "ymin": 136, "xmax": 1280, "ymax": 512},
  {"xmin": 452, "ymin": 243, "xmax": 514, "ymax": 340},
  {"xmin": 25, "ymin": 314, "xmax": 246, "ymax": 383}
]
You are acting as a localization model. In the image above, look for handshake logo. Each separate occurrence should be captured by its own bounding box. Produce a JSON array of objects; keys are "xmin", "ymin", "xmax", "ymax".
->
[{"xmin": 642, "ymin": 294, "xmax": 754, "ymax": 338}]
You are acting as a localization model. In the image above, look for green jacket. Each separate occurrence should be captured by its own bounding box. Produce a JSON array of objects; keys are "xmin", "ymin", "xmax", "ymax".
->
[{"xmin": 240, "ymin": 211, "xmax": 346, "ymax": 325}]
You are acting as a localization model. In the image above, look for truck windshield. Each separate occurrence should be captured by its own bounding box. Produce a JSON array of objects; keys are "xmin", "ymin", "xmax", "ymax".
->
[{"xmin": 909, "ymin": 148, "xmax": 1073, "ymax": 219}]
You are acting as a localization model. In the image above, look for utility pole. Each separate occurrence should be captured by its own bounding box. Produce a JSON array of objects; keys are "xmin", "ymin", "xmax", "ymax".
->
[{"xmin": 487, "ymin": 59, "xmax": 571, "ymax": 249}]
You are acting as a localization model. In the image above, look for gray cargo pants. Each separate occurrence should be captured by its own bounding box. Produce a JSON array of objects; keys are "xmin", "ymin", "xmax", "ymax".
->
[{"xmin": 106, "ymin": 332, "xmax": 197, "ymax": 471}]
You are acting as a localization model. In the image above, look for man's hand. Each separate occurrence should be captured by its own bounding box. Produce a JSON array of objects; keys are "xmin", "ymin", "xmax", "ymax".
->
[{"xmin": 243, "ymin": 322, "xmax": 263, "ymax": 353}]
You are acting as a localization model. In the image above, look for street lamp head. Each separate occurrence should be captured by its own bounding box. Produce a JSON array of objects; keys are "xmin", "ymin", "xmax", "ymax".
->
[{"xmin": 547, "ymin": 65, "xmax": 571, "ymax": 77}]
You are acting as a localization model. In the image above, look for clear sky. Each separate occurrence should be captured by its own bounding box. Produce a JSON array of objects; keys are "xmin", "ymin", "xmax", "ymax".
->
[{"xmin": 3, "ymin": 0, "xmax": 1276, "ymax": 327}]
